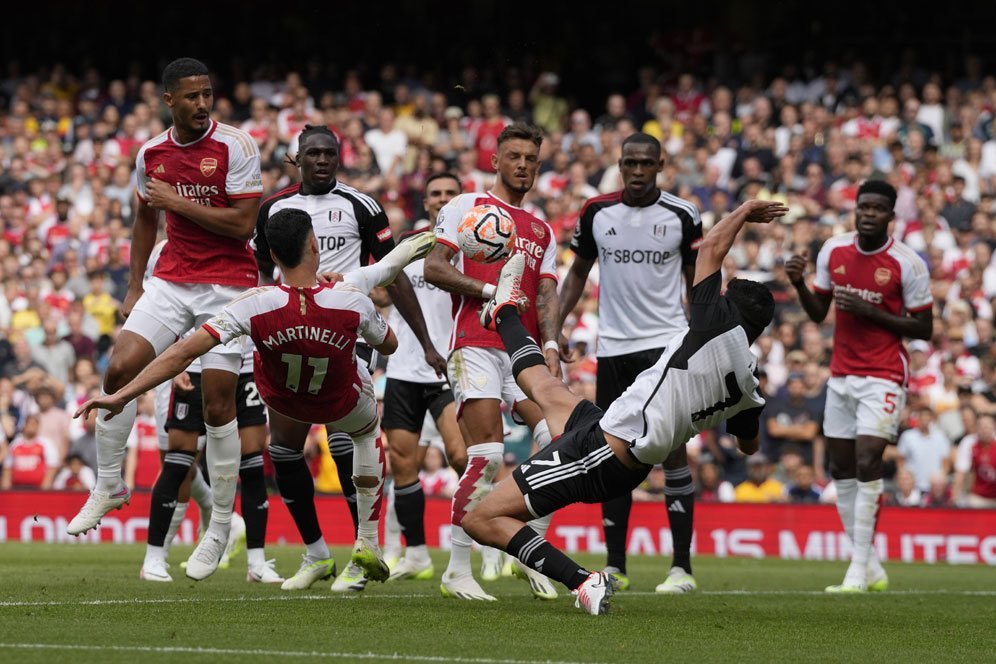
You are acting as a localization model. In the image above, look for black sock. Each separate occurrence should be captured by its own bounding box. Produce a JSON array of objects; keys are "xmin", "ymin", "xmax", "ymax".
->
[
  {"xmin": 269, "ymin": 444, "xmax": 322, "ymax": 545},
  {"xmin": 393, "ymin": 480, "xmax": 426, "ymax": 547},
  {"xmin": 239, "ymin": 452, "xmax": 268, "ymax": 550},
  {"xmin": 148, "ymin": 450, "xmax": 196, "ymax": 547},
  {"xmin": 665, "ymin": 466, "xmax": 695, "ymax": 574},
  {"xmin": 494, "ymin": 308, "xmax": 544, "ymax": 378},
  {"xmin": 328, "ymin": 431, "xmax": 359, "ymax": 537},
  {"xmin": 602, "ymin": 492, "xmax": 632, "ymax": 573},
  {"xmin": 506, "ymin": 525, "xmax": 590, "ymax": 591}
]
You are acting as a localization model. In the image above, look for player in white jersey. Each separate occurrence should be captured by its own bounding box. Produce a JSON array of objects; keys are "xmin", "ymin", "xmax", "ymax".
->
[
  {"xmin": 78, "ymin": 208, "xmax": 438, "ymax": 588},
  {"xmin": 558, "ymin": 132, "xmax": 703, "ymax": 592},
  {"xmin": 67, "ymin": 58, "xmax": 262, "ymax": 582},
  {"xmin": 254, "ymin": 125, "xmax": 445, "ymax": 592},
  {"xmin": 382, "ymin": 174, "xmax": 468, "ymax": 582},
  {"xmin": 462, "ymin": 199, "xmax": 786, "ymax": 615}
]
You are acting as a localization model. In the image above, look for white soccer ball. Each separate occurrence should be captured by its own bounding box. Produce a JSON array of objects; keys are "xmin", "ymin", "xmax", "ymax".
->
[{"xmin": 457, "ymin": 204, "xmax": 517, "ymax": 264}]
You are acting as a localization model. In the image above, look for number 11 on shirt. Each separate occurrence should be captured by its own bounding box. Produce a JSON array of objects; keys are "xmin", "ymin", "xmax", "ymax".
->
[{"xmin": 281, "ymin": 353, "xmax": 329, "ymax": 394}]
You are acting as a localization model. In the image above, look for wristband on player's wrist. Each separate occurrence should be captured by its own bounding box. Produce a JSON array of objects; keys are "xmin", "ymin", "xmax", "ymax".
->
[
  {"xmin": 543, "ymin": 340, "xmax": 560, "ymax": 353},
  {"xmin": 481, "ymin": 283, "xmax": 497, "ymax": 299}
]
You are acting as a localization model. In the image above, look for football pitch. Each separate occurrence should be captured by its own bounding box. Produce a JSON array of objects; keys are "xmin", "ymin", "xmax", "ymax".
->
[{"xmin": 1, "ymin": 544, "xmax": 993, "ymax": 663}]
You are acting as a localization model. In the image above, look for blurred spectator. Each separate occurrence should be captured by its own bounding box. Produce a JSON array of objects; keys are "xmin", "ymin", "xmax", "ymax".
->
[
  {"xmin": 953, "ymin": 413, "xmax": 996, "ymax": 507},
  {"xmin": 419, "ymin": 445, "xmax": 458, "ymax": 498},
  {"xmin": 763, "ymin": 372, "xmax": 821, "ymax": 463},
  {"xmin": 632, "ymin": 466, "xmax": 666, "ymax": 502},
  {"xmin": 786, "ymin": 464, "xmax": 822, "ymax": 503},
  {"xmin": 124, "ymin": 392, "xmax": 159, "ymax": 491},
  {"xmin": 52, "ymin": 452, "xmax": 96, "ymax": 491},
  {"xmin": 1, "ymin": 414, "xmax": 59, "ymax": 489},
  {"xmin": 34, "ymin": 383, "xmax": 71, "ymax": 458},
  {"xmin": 31, "ymin": 320, "xmax": 76, "ymax": 384},
  {"xmin": 696, "ymin": 456, "xmax": 735, "ymax": 503},
  {"xmin": 922, "ymin": 471, "xmax": 953, "ymax": 508},
  {"xmin": 889, "ymin": 468, "xmax": 923, "ymax": 506},
  {"xmin": 734, "ymin": 454, "xmax": 786, "ymax": 503},
  {"xmin": 895, "ymin": 406, "xmax": 952, "ymax": 492},
  {"xmin": 82, "ymin": 270, "xmax": 119, "ymax": 338}
]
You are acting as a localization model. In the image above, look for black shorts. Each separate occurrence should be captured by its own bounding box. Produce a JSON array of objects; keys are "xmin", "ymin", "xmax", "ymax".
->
[
  {"xmin": 596, "ymin": 347, "xmax": 665, "ymax": 409},
  {"xmin": 512, "ymin": 401, "xmax": 649, "ymax": 518},
  {"xmin": 381, "ymin": 378, "xmax": 454, "ymax": 432},
  {"xmin": 356, "ymin": 343, "xmax": 376, "ymax": 373},
  {"xmin": 166, "ymin": 372, "xmax": 268, "ymax": 434}
]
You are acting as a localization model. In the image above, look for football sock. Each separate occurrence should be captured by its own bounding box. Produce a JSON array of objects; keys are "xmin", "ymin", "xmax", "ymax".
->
[
  {"xmin": 164, "ymin": 501, "xmax": 189, "ymax": 554},
  {"xmin": 352, "ymin": 432, "xmax": 385, "ymax": 543},
  {"xmin": 270, "ymin": 444, "xmax": 323, "ymax": 546},
  {"xmin": 527, "ymin": 420, "xmax": 553, "ymax": 538},
  {"xmin": 190, "ymin": 466, "xmax": 213, "ymax": 515},
  {"xmin": 144, "ymin": 544, "xmax": 166, "ymax": 565},
  {"xmin": 664, "ymin": 466, "xmax": 695, "ymax": 575},
  {"xmin": 147, "ymin": 450, "xmax": 195, "ymax": 547},
  {"xmin": 205, "ymin": 419, "xmax": 240, "ymax": 528},
  {"xmin": 247, "ymin": 547, "xmax": 266, "ymax": 568},
  {"xmin": 394, "ymin": 480, "xmax": 427, "ymax": 547},
  {"xmin": 328, "ymin": 431, "xmax": 360, "ymax": 536},
  {"xmin": 306, "ymin": 537, "xmax": 331, "ymax": 561},
  {"xmin": 239, "ymin": 452, "xmax": 268, "ymax": 551},
  {"xmin": 845, "ymin": 479, "xmax": 884, "ymax": 587},
  {"xmin": 95, "ymin": 394, "xmax": 137, "ymax": 491},
  {"xmin": 446, "ymin": 442, "xmax": 502, "ymax": 576},
  {"xmin": 384, "ymin": 484, "xmax": 403, "ymax": 555},
  {"xmin": 506, "ymin": 525, "xmax": 589, "ymax": 591},
  {"xmin": 602, "ymin": 493, "xmax": 632, "ymax": 574},
  {"xmin": 494, "ymin": 309, "xmax": 544, "ymax": 378}
]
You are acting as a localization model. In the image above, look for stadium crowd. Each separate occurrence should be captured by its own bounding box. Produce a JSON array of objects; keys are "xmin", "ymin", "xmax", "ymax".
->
[{"xmin": 1, "ymin": 57, "xmax": 995, "ymax": 510}]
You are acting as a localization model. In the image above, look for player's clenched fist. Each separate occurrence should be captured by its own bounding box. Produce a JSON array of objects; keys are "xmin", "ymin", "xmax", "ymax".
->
[{"xmin": 784, "ymin": 250, "xmax": 809, "ymax": 285}]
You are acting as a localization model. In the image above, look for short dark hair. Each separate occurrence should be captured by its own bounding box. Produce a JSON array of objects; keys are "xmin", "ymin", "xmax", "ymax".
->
[
  {"xmin": 725, "ymin": 278, "xmax": 775, "ymax": 343},
  {"xmin": 162, "ymin": 58, "xmax": 209, "ymax": 92},
  {"xmin": 857, "ymin": 179, "xmax": 897, "ymax": 208},
  {"xmin": 298, "ymin": 124, "xmax": 339, "ymax": 148},
  {"xmin": 621, "ymin": 132, "xmax": 662, "ymax": 155},
  {"xmin": 497, "ymin": 122, "xmax": 543, "ymax": 149},
  {"xmin": 265, "ymin": 208, "xmax": 313, "ymax": 269},
  {"xmin": 425, "ymin": 171, "xmax": 462, "ymax": 192}
]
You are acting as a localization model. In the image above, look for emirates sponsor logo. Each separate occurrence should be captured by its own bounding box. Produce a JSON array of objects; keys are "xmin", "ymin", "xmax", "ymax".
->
[
  {"xmin": 874, "ymin": 267, "xmax": 892, "ymax": 286},
  {"xmin": 200, "ymin": 157, "xmax": 218, "ymax": 178}
]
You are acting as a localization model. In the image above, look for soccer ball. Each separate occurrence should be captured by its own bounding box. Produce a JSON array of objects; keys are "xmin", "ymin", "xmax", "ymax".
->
[{"xmin": 457, "ymin": 204, "xmax": 517, "ymax": 264}]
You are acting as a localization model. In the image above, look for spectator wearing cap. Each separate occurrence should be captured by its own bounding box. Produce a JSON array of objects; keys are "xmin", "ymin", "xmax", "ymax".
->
[
  {"xmin": 734, "ymin": 453, "xmax": 787, "ymax": 503},
  {"xmin": 435, "ymin": 106, "xmax": 471, "ymax": 165},
  {"xmin": 907, "ymin": 340, "xmax": 940, "ymax": 398}
]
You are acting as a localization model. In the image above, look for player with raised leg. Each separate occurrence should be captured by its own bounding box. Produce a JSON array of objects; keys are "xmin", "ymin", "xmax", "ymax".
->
[
  {"xmin": 77, "ymin": 208, "xmax": 438, "ymax": 586},
  {"xmin": 67, "ymin": 58, "xmax": 262, "ymax": 582},
  {"xmin": 462, "ymin": 199, "xmax": 785, "ymax": 615},
  {"xmin": 785, "ymin": 180, "xmax": 932, "ymax": 593},
  {"xmin": 425, "ymin": 123, "xmax": 561, "ymax": 601}
]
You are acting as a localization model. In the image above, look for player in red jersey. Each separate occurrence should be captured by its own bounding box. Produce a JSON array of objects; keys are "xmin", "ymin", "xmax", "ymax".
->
[
  {"xmin": 77, "ymin": 207, "xmax": 438, "ymax": 584},
  {"xmin": 424, "ymin": 123, "xmax": 562, "ymax": 601},
  {"xmin": 786, "ymin": 180, "xmax": 933, "ymax": 592},
  {"xmin": 66, "ymin": 58, "xmax": 263, "ymax": 582}
]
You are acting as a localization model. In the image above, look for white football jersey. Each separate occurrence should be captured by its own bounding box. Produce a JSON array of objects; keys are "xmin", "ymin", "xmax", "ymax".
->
[{"xmin": 385, "ymin": 256, "xmax": 453, "ymax": 384}]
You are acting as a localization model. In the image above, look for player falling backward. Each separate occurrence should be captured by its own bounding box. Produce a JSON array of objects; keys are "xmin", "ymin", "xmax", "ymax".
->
[
  {"xmin": 66, "ymin": 58, "xmax": 262, "ymax": 581},
  {"xmin": 461, "ymin": 199, "xmax": 786, "ymax": 615},
  {"xmin": 77, "ymin": 208, "xmax": 439, "ymax": 584}
]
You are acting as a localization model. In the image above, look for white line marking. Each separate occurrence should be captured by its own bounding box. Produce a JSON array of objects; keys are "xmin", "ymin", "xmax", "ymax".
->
[
  {"xmin": 0, "ymin": 643, "xmax": 601, "ymax": 664},
  {"xmin": 1, "ymin": 589, "xmax": 994, "ymax": 608}
]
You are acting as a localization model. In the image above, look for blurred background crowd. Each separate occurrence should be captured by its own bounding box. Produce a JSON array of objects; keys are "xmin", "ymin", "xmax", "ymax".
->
[{"xmin": 2, "ymin": 4, "xmax": 996, "ymax": 511}]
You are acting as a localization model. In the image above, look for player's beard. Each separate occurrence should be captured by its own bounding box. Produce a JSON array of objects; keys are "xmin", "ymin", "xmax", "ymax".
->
[{"xmin": 501, "ymin": 172, "xmax": 533, "ymax": 195}]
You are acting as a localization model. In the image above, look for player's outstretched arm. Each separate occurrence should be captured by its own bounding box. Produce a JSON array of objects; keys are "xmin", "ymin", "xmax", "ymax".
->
[
  {"xmin": 75, "ymin": 330, "xmax": 220, "ymax": 421},
  {"xmin": 424, "ymin": 243, "xmax": 496, "ymax": 299},
  {"xmin": 371, "ymin": 327, "xmax": 398, "ymax": 356},
  {"xmin": 693, "ymin": 200, "xmax": 788, "ymax": 286},
  {"xmin": 145, "ymin": 180, "xmax": 258, "ymax": 240},
  {"xmin": 386, "ymin": 273, "xmax": 447, "ymax": 377}
]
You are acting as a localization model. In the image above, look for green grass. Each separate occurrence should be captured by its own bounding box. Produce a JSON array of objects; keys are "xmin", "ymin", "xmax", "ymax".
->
[{"xmin": 1, "ymin": 544, "xmax": 994, "ymax": 663}]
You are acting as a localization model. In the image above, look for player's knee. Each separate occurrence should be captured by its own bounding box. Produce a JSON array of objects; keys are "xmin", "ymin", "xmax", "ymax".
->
[
  {"xmin": 103, "ymin": 354, "xmax": 138, "ymax": 393},
  {"xmin": 461, "ymin": 508, "xmax": 486, "ymax": 541}
]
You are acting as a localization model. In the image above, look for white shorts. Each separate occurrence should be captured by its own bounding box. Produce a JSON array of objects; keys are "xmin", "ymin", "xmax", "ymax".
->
[
  {"xmin": 823, "ymin": 375, "xmax": 905, "ymax": 441},
  {"xmin": 329, "ymin": 363, "xmax": 379, "ymax": 439},
  {"xmin": 447, "ymin": 346, "xmax": 526, "ymax": 415},
  {"xmin": 123, "ymin": 277, "xmax": 247, "ymax": 374}
]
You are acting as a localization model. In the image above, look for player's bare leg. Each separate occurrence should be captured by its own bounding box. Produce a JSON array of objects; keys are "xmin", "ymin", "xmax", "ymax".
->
[
  {"xmin": 827, "ymin": 435, "xmax": 890, "ymax": 593},
  {"xmin": 68, "ymin": 331, "xmax": 157, "ymax": 536},
  {"xmin": 436, "ymin": 403, "xmax": 468, "ymax": 476}
]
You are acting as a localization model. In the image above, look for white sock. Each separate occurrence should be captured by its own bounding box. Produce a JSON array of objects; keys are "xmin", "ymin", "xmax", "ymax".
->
[
  {"xmin": 532, "ymin": 419, "xmax": 552, "ymax": 449},
  {"xmin": 190, "ymin": 466, "xmax": 213, "ymax": 513},
  {"xmin": 406, "ymin": 543, "xmax": 429, "ymax": 564},
  {"xmin": 482, "ymin": 545, "xmax": 501, "ymax": 568},
  {"xmin": 306, "ymin": 537, "xmax": 331, "ymax": 561},
  {"xmin": 528, "ymin": 513, "xmax": 552, "ymax": 539},
  {"xmin": 164, "ymin": 501, "xmax": 189, "ymax": 553},
  {"xmin": 835, "ymin": 477, "xmax": 885, "ymax": 578},
  {"xmin": 384, "ymin": 483, "xmax": 402, "ymax": 556},
  {"xmin": 247, "ymin": 548, "xmax": 266, "ymax": 567},
  {"xmin": 845, "ymin": 479, "xmax": 883, "ymax": 587},
  {"xmin": 144, "ymin": 544, "xmax": 166, "ymax": 565},
  {"xmin": 205, "ymin": 419, "xmax": 240, "ymax": 528},
  {"xmin": 353, "ymin": 433, "xmax": 385, "ymax": 543},
  {"xmin": 445, "ymin": 442, "xmax": 502, "ymax": 576},
  {"xmin": 95, "ymin": 394, "xmax": 138, "ymax": 491}
]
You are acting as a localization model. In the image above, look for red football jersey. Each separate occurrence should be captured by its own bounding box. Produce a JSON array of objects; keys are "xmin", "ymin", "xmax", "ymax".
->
[
  {"xmin": 203, "ymin": 282, "xmax": 389, "ymax": 424},
  {"xmin": 136, "ymin": 120, "xmax": 263, "ymax": 288},
  {"xmin": 127, "ymin": 415, "xmax": 161, "ymax": 490},
  {"xmin": 6, "ymin": 437, "xmax": 58, "ymax": 487},
  {"xmin": 971, "ymin": 442, "xmax": 996, "ymax": 499},
  {"xmin": 813, "ymin": 232, "xmax": 932, "ymax": 385},
  {"xmin": 434, "ymin": 191, "xmax": 558, "ymax": 352}
]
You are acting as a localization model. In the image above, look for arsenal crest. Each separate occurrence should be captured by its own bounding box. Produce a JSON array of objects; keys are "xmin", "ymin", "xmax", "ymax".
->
[
  {"xmin": 200, "ymin": 157, "xmax": 218, "ymax": 178},
  {"xmin": 874, "ymin": 267, "xmax": 891, "ymax": 286},
  {"xmin": 531, "ymin": 222, "xmax": 545, "ymax": 239}
]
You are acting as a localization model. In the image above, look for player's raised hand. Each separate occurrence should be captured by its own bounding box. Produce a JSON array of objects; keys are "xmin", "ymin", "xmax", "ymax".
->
[
  {"xmin": 741, "ymin": 199, "xmax": 790, "ymax": 224},
  {"xmin": 145, "ymin": 179, "xmax": 184, "ymax": 211},
  {"xmin": 784, "ymin": 250, "xmax": 809, "ymax": 285},
  {"xmin": 74, "ymin": 393, "xmax": 126, "ymax": 421},
  {"xmin": 318, "ymin": 271, "xmax": 345, "ymax": 284}
]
